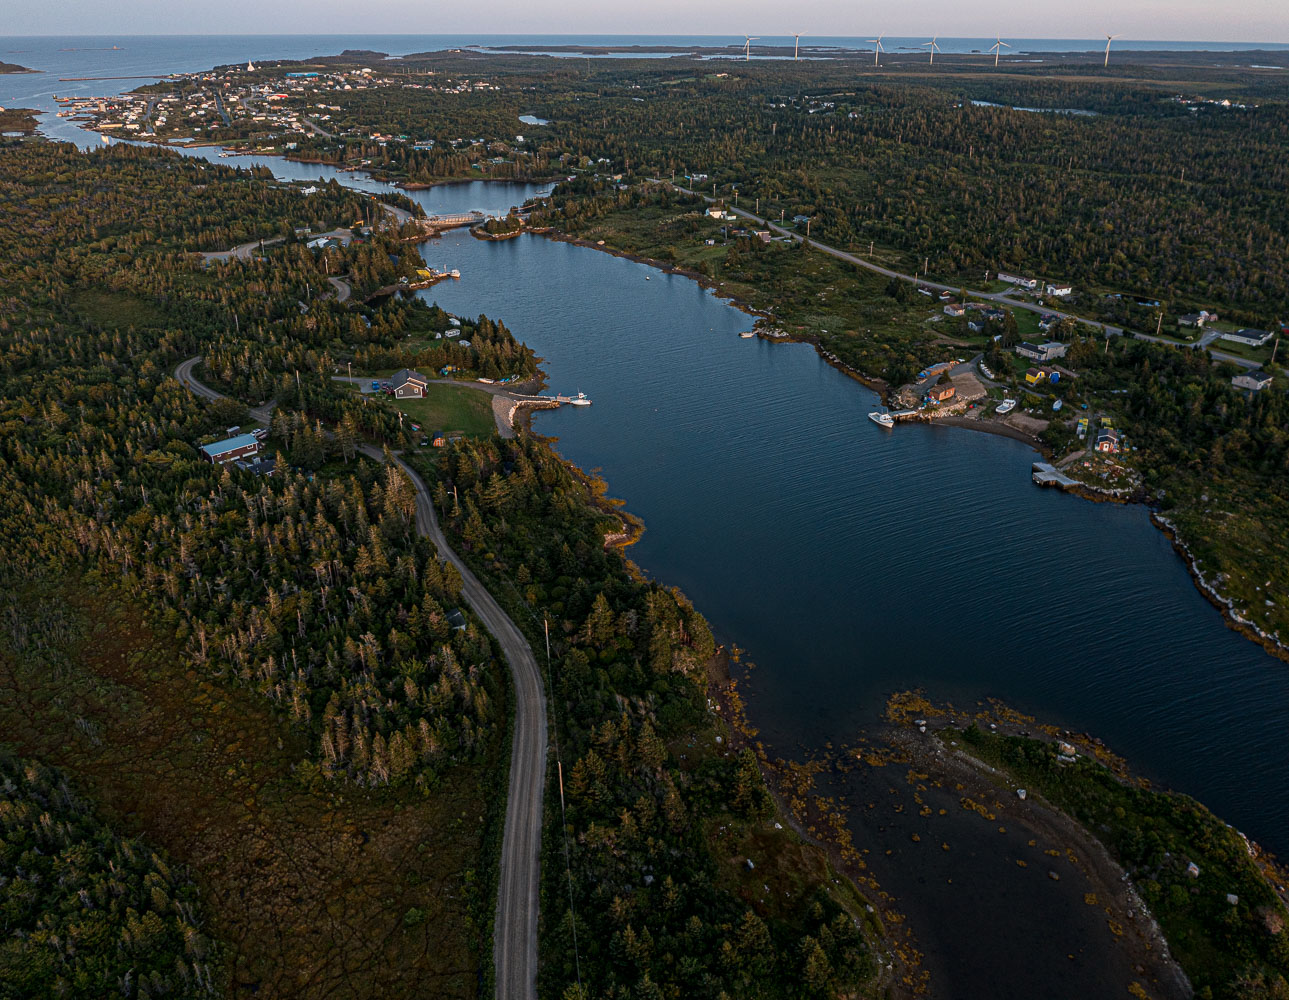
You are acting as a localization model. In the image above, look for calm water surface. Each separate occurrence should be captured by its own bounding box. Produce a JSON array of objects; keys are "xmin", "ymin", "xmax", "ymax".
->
[
  {"xmin": 10, "ymin": 34, "xmax": 1286, "ymax": 849},
  {"xmin": 418, "ymin": 233, "xmax": 1289, "ymax": 856},
  {"xmin": 12, "ymin": 36, "xmax": 1289, "ymax": 995}
]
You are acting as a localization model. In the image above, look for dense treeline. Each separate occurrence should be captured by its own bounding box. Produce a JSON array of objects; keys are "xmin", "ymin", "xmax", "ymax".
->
[
  {"xmin": 435, "ymin": 435, "xmax": 877, "ymax": 999},
  {"xmin": 0, "ymin": 751, "xmax": 215, "ymax": 998},
  {"xmin": 0, "ymin": 139, "xmax": 507, "ymax": 790},
  {"xmin": 265, "ymin": 53, "xmax": 1289, "ymax": 321}
]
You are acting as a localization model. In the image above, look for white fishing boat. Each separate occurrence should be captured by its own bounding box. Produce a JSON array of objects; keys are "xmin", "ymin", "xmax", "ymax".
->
[
  {"xmin": 996, "ymin": 398, "xmax": 1017, "ymax": 414},
  {"xmin": 868, "ymin": 411, "xmax": 895, "ymax": 428},
  {"xmin": 568, "ymin": 392, "xmax": 592, "ymax": 406},
  {"xmin": 739, "ymin": 330, "xmax": 756, "ymax": 338}
]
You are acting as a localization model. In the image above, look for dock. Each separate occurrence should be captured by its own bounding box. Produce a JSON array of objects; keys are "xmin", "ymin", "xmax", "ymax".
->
[{"xmin": 1032, "ymin": 462, "xmax": 1079, "ymax": 487}]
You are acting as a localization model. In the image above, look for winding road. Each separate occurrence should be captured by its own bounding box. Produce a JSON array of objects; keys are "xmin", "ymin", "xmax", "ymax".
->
[
  {"xmin": 665, "ymin": 183, "xmax": 1262, "ymax": 369},
  {"xmin": 175, "ymin": 358, "xmax": 545, "ymax": 1000}
]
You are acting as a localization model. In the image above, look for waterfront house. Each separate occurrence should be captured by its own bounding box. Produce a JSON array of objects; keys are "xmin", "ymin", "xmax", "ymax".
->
[
  {"xmin": 391, "ymin": 368, "xmax": 429, "ymax": 399},
  {"xmin": 1095, "ymin": 427, "xmax": 1121, "ymax": 453},
  {"xmin": 200, "ymin": 432, "xmax": 261, "ymax": 465},
  {"xmin": 1221, "ymin": 328, "xmax": 1275, "ymax": 348},
  {"xmin": 1232, "ymin": 369, "xmax": 1274, "ymax": 392},
  {"xmin": 927, "ymin": 383, "xmax": 956, "ymax": 403}
]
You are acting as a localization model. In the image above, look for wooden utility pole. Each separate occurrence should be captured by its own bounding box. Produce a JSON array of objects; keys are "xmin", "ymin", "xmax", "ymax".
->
[
  {"xmin": 1156, "ymin": 313, "xmax": 1163, "ymax": 336},
  {"xmin": 1272, "ymin": 337, "xmax": 1281, "ymax": 365}
]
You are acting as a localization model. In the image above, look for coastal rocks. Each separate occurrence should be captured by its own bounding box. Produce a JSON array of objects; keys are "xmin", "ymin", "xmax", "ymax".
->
[{"xmin": 1152, "ymin": 514, "xmax": 1289, "ymax": 665}]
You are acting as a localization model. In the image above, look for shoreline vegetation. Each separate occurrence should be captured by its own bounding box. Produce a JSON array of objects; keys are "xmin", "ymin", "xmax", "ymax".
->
[
  {"xmin": 515, "ymin": 192, "xmax": 1289, "ymax": 666},
  {"xmin": 882, "ymin": 693, "xmax": 1289, "ymax": 999},
  {"xmin": 0, "ymin": 107, "xmax": 39, "ymax": 133}
]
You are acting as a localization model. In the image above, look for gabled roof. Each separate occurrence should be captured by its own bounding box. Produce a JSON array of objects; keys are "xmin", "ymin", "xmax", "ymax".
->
[
  {"xmin": 391, "ymin": 368, "xmax": 428, "ymax": 387},
  {"xmin": 200, "ymin": 433, "xmax": 260, "ymax": 458}
]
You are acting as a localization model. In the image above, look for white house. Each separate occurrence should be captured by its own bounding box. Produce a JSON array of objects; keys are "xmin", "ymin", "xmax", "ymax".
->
[
  {"xmin": 1232, "ymin": 370, "xmax": 1273, "ymax": 391},
  {"xmin": 1044, "ymin": 283, "xmax": 1074, "ymax": 298},
  {"xmin": 997, "ymin": 272, "xmax": 1038, "ymax": 290},
  {"xmin": 1221, "ymin": 328, "xmax": 1275, "ymax": 348}
]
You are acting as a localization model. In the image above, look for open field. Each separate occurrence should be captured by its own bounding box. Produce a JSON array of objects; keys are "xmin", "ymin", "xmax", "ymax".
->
[
  {"xmin": 394, "ymin": 383, "xmax": 497, "ymax": 438},
  {"xmin": 0, "ymin": 582, "xmax": 497, "ymax": 1000}
]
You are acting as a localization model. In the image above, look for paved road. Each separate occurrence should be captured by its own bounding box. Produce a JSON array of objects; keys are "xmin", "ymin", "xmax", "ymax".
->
[
  {"xmin": 199, "ymin": 235, "xmax": 285, "ymax": 262},
  {"xmin": 357, "ymin": 444, "xmax": 546, "ymax": 1000},
  {"xmin": 177, "ymin": 358, "xmax": 545, "ymax": 1000},
  {"xmin": 174, "ymin": 356, "xmax": 275, "ymax": 423},
  {"xmin": 304, "ymin": 116, "xmax": 334, "ymax": 138},
  {"xmin": 663, "ymin": 183, "xmax": 1263, "ymax": 369},
  {"xmin": 327, "ymin": 276, "xmax": 351, "ymax": 302}
]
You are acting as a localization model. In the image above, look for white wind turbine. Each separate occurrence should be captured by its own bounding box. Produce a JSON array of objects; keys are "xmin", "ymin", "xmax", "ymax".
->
[
  {"xmin": 921, "ymin": 36, "xmax": 941, "ymax": 65},
  {"xmin": 743, "ymin": 35, "xmax": 760, "ymax": 61},
  {"xmin": 794, "ymin": 33, "xmax": 803, "ymax": 61},
  {"xmin": 990, "ymin": 35, "xmax": 1010, "ymax": 67},
  {"xmin": 867, "ymin": 34, "xmax": 885, "ymax": 66},
  {"xmin": 1103, "ymin": 33, "xmax": 1120, "ymax": 67}
]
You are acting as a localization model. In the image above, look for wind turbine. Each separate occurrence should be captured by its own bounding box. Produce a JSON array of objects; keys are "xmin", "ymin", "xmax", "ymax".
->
[
  {"xmin": 743, "ymin": 35, "xmax": 760, "ymax": 61},
  {"xmin": 793, "ymin": 33, "xmax": 803, "ymax": 61},
  {"xmin": 921, "ymin": 36, "xmax": 941, "ymax": 65},
  {"xmin": 1103, "ymin": 33, "xmax": 1120, "ymax": 67},
  {"xmin": 990, "ymin": 35, "xmax": 1010, "ymax": 67},
  {"xmin": 867, "ymin": 34, "xmax": 885, "ymax": 67}
]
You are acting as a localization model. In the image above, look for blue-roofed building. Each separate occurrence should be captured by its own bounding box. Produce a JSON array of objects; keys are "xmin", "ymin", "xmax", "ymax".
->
[{"xmin": 200, "ymin": 432, "xmax": 261, "ymax": 464}]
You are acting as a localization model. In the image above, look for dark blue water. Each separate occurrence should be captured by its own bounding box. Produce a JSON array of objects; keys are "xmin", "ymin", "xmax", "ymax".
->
[
  {"xmin": 10, "ymin": 35, "xmax": 1289, "ymax": 850},
  {"xmin": 417, "ymin": 232, "xmax": 1289, "ymax": 856}
]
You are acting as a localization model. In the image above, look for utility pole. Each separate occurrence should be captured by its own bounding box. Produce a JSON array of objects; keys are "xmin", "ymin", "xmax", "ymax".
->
[
  {"xmin": 869, "ymin": 240, "xmax": 874, "ymax": 257},
  {"xmin": 1156, "ymin": 313, "xmax": 1163, "ymax": 337},
  {"xmin": 347, "ymin": 361, "xmax": 352, "ymax": 381},
  {"xmin": 806, "ymin": 218, "xmax": 811, "ymax": 238},
  {"xmin": 1273, "ymin": 337, "xmax": 1281, "ymax": 365}
]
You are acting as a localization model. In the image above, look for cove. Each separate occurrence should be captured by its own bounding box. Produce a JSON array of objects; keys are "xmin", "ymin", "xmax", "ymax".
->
[{"xmin": 415, "ymin": 230, "xmax": 1289, "ymax": 858}]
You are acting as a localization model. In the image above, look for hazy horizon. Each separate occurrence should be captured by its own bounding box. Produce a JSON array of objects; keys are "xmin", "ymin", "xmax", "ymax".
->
[{"xmin": 5, "ymin": 0, "xmax": 1287, "ymax": 46}]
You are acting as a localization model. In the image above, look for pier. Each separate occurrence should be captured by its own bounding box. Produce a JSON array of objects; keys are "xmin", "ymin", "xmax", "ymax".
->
[{"xmin": 1032, "ymin": 462, "xmax": 1079, "ymax": 487}]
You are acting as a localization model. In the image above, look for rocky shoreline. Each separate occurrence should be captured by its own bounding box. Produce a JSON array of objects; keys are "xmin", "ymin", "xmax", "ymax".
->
[
  {"xmin": 528, "ymin": 223, "xmax": 1286, "ymax": 670},
  {"xmin": 1153, "ymin": 514, "xmax": 1289, "ymax": 664}
]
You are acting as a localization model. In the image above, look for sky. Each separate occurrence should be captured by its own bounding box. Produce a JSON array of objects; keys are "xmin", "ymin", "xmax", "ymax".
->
[{"xmin": 8, "ymin": 0, "xmax": 1289, "ymax": 43}]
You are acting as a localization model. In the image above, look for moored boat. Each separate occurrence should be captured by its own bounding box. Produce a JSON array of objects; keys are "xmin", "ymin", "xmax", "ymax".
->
[{"xmin": 868, "ymin": 411, "xmax": 895, "ymax": 428}]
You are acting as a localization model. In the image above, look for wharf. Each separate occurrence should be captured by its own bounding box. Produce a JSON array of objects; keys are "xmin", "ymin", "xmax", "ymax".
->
[{"xmin": 1032, "ymin": 462, "xmax": 1079, "ymax": 487}]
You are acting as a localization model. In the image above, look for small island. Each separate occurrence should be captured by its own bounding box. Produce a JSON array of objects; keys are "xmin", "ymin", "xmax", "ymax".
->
[
  {"xmin": 0, "ymin": 107, "xmax": 39, "ymax": 133},
  {"xmin": 0, "ymin": 61, "xmax": 36, "ymax": 74}
]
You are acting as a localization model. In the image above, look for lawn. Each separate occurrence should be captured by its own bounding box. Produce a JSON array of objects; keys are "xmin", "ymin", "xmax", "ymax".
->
[
  {"xmin": 0, "ymin": 583, "xmax": 500, "ymax": 999},
  {"xmin": 395, "ymin": 383, "xmax": 497, "ymax": 438}
]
